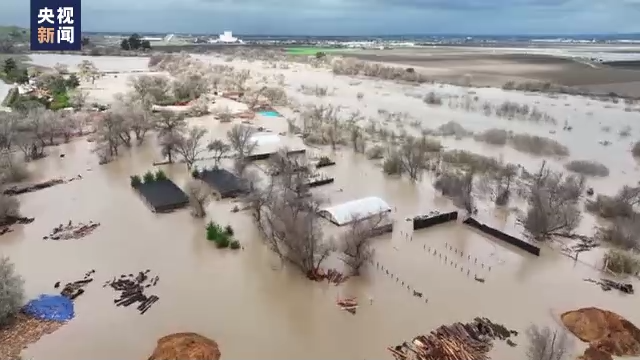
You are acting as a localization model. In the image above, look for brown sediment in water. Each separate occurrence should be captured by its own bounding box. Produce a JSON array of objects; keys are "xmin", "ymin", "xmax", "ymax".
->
[
  {"xmin": 147, "ymin": 332, "xmax": 221, "ymax": 360},
  {"xmin": 561, "ymin": 307, "xmax": 640, "ymax": 360},
  {"xmin": 0, "ymin": 313, "xmax": 65, "ymax": 360}
]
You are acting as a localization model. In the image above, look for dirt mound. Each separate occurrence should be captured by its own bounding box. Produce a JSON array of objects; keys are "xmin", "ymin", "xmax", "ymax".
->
[
  {"xmin": 147, "ymin": 332, "xmax": 221, "ymax": 360},
  {"xmin": 561, "ymin": 307, "xmax": 640, "ymax": 360}
]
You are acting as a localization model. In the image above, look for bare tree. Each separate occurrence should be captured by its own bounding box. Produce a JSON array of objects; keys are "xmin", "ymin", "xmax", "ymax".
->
[
  {"xmin": 434, "ymin": 169, "xmax": 476, "ymax": 214},
  {"xmin": 523, "ymin": 162, "xmax": 584, "ymax": 240},
  {"xmin": 340, "ymin": 214, "xmax": 386, "ymax": 274},
  {"xmin": 92, "ymin": 111, "xmax": 127, "ymax": 163},
  {"xmin": 77, "ymin": 60, "xmax": 101, "ymax": 85},
  {"xmin": 155, "ymin": 110, "xmax": 187, "ymax": 163},
  {"xmin": 207, "ymin": 139, "xmax": 231, "ymax": 168},
  {"xmin": 185, "ymin": 179, "xmax": 211, "ymax": 218},
  {"xmin": 246, "ymin": 152, "xmax": 333, "ymax": 275},
  {"xmin": 174, "ymin": 126, "xmax": 208, "ymax": 169},
  {"xmin": 129, "ymin": 74, "xmax": 172, "ymax": 104},
  {"xmin": 400, "ymin": 136, "xmax": 442, "ymax": 181},
  {"xmin": 226, "ymin": 125, "xmax": 257, "ymax": 176},
  {"xmin": 525, "ymin": 325, "xmax": 573, "ymax": 360},
  {"xmin": 479, "ymin": 163, "xmax": 519, "ymax": 206}
]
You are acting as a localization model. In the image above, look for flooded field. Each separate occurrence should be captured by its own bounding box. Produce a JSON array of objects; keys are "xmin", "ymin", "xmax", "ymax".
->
[{"xmin": 1, "ymin": 52, "xmax": 639, "ymax": 359}]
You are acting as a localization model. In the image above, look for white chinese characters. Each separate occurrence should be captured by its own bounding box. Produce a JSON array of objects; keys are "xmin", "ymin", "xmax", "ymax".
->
[
  {"xmin": 37, "ymin": 7, "xmax": 55, "ymax": 24},
  {"xmin": 57, "ymin": 7, "xmax": 74, "ymax": 25},
  {"xmin": 57, "ymin": 27, "xmax": 75, "ymax": 44}
]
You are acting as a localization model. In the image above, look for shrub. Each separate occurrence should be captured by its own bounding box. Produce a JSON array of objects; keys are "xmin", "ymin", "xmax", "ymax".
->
[
  {"xmin": 434, "ymin": 121, "xmax": 471, "ymax": 138},
  {"xmin": 191, "ymin": 167, "xmax": 200, "ymax": 178},
  {"xmin": 130, "ymin": 175, "xmax": 142, "ymax": 187},
  {"xmin": 206, "ymin": 221, "xmax": 232, "ymax": 248},
  {"xmin": 225, "ymin": 224, "xmax": 234, "ymax": 236},
  {"xmin": 0, "ymin": 256, "xmax": 26, "ymax": 326},
  {"xmin": 509, "ymin": 134, "xmax": 569, "ymax": 157},
  {"xmin": 154, "ymin": 169, "xmax": 168, "ymax": 181},
  {"xmin": 564, "ymin": 160, "xmax": 609, "ymax": 177},
  {"xmin": 215, "ymin": 236, "xmax": 230, "ymax": 248},
  {"xmin": 142, "ymin": 171, "xmax": 155, "ymax": 183},
  {"xmin": 441, "ymin": 150, "xmax": 502, "ymax": 173},
  {"xmin": 475, "ymin": 128, "xmax": 508, "ymax": 146},
  {"xmin": 423, "ymin": 91, "xmax": 443, "ymax": 105},
  {"xmin": 366, "ymin": 145, "xmax": 385, "ymax": 160},
  {"xmin": 632, "ymin": 141, "xmax": 640, "ymax": 158},
  {"xmin": 604, "ymin": 248, "xmax": 640, "ymax": 275},
  {"xmin": 382, "ymin": 152, "xmax": 403, "ymax": 175},
  {"xmin": 595, "ymin": 216, "xmax": 640, "ymax": 250},
  {"xmin": 317, "ymin": 156, "xmax": 333, "ymax": 166},
  {"xmin": 586, "ymin": 194, "xmax": 635, "ymax": 219},
  {"xmin": 229, "ymin": 240, "xmax": 241, "ymax": 250}
]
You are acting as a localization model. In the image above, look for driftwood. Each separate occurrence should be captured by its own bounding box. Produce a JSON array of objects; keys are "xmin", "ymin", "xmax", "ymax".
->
[
  {"xmin": 104, "ymin": 270, "xmax": 160, "ymax": 314},
  {"xmin": 3, "ymin": 175, "xmax": 82, "ymax": 196},
  {"xmin": 43, "ymin": 220, "xmax": 101, "ymax": 240},
  {"xmin": 59, "ymin": 270, "xmax": 96, "ymax": 300},
  {"xmin": 389, "ymin": 317, "xmax": 517, "ymax": 360},
  {"xmin": 307, "ymin": 268, "xmax": 349, "ymax": 285},
  {"xmin": 584, "ymin": 278, "xmax": 634, "ymax": 294}
]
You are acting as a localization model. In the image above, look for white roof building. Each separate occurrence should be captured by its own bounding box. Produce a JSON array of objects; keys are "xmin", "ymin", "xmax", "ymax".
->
[
  {"xmin": 319, "ymin": 196, "xmax": 391, "ymax": 226},
  {"xmin": 249, "ymin": 132, "xmax": 306, "ymax": 159}
]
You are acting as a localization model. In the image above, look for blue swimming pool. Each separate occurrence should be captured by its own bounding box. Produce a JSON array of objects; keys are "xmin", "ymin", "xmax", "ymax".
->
[{"xmin": 259, "ymin": 111, "xmax": 280, "ymax": 117}]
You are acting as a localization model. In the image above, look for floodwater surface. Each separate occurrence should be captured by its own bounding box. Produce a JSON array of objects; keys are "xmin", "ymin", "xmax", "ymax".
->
[{"xmin": 1, "ymin": 53, "xmax": 639, "ymax": 360}]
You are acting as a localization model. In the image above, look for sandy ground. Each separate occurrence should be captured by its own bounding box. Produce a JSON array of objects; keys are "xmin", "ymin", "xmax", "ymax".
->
[
  {"xmin": 342, "ymin": 47, "xmax": 640, "ymax": 95},
  {"xmin": 1, "ymin": 53, "xmax": 638, "ymax": 360}
]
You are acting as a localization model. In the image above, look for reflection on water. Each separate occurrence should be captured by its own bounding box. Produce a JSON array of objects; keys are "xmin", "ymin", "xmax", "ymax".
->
[{"xmin": 0, "ymin": 136, "xmax": 636, "ymax": 360}]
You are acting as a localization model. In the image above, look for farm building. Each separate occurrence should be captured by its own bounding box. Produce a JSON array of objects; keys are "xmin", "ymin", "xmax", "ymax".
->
[
  {"xmin": 133, "ymin": 179, "xmax": 189, "ymax": 213},
  {"xmin": 197, "ymin": 168, "xmax": 249, "ymax": 199},
  {"xmin": 248, "ymin": 132, "xmax": 306, "ymax": 161},
  {"xmin": 318, "ymin": 196, "xmax": 392, "ymax": 226}
]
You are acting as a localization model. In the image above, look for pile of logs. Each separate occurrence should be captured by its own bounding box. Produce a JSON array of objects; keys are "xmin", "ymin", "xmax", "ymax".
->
[
  {"xmin": 56, "ymin": 270, "xmax": 96, "ymax": 300},
  {"xmin": 306, "ymin": 268, "xmax": 349, "ymax": 285},
  {"xmin": 104, "ymin": 270, "xmax": 160, "ymax": 315},
  {"xmin": 43, "ymin": 220, "xmax": 101, "ymax": 240},
  {"xmin": 584, "ymin": 278, "xmax": 634, "ymax": 294},
  {"xmin": 388, "ymin": 317, "xmax": 517, "ymax": 360}
]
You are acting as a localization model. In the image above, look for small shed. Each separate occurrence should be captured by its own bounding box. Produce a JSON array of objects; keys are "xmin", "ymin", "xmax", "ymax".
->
[
  {"xmin": 198, "ymin": 168, "xmax": 248, "ymax": 199},
  {"xmin": 318, "ymin": 196, "xmax": 392, "ymax": 226}
]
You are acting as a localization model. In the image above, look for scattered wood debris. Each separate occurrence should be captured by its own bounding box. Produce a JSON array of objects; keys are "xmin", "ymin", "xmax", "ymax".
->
[
  {"xmin": 307, "ymin": 268, "xmax": 349, "ymax": 285},
  {"xmin": 43, "ymin": 220, "xmax": 101, "ymax": 240},
  {"xmin": 389, "ymin": 317, "xmax": 518, "ymax": 360},
  {"xmin": 58, "ymin": 270, "xmax": 96, "ymax": 300},
  {"xmin": 3, "ymin": 175, "xmax": 82, "ymax": 196},
  {"xmin": 0, "ymin": 313, "xmax": 65, "ymax": 360},
  {"xmin": 584, "ymin": 278, "xmax": 634, "ymax": 294},
  {"xmin": 0, "ymin": 216, "xmax": 35, "ymax": 235},
  {"xmin": 337, "ymin": 297, "xmax": 358, "ymax": 315},
  {"xmin": 104, "ymin": 270, "xmax": 160, "ymax": 315}
]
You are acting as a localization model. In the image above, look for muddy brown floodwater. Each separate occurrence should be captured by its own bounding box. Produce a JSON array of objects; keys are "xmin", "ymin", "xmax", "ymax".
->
[
  {"xmin": 0, "ymin": 134, "xmax": 636, "ymax": 360},
  {"xmin": 2, "ymin": 53, "xmax": 640, "ymax": 359}
]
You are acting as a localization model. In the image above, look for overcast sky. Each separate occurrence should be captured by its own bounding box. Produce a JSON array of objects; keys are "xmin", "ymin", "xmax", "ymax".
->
[{"xmin": 2, "ymin": 0, "xmax": 639, "ymax": 35}]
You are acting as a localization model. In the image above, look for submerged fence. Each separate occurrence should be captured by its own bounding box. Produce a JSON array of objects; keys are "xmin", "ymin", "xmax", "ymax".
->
[
  {"xmin": 462, "ymin": 217, "xmax": 541, "ymax": 256},
  {"xmin": 413, "ymin": 211, "xmax": 459, "ymax": 231}
]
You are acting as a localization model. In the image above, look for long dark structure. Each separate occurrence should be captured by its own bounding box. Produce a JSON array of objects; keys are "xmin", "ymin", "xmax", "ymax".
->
[
  {"xmin": 196, "ymin": 168, "xmax": 248, "ymax": 199},
  {"xmin": 462, "ymin": 217, "xmax": 541, "ymax": 256},
  {"xmin": 133, "ymin": 179, "xmax": 189, "ymax": 213},
  {"xmin": 413, "ymin": 211, "xmax": 459, "ymax": 230}
]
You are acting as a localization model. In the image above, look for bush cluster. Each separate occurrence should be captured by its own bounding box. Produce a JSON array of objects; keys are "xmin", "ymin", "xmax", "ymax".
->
[
  {"xmin": 130, "ymin": 169, "xmax": 168, "ymax": 187},
  {"xmin": 206, "ymin": 221, "xmax": 240, "ymax": 249}
]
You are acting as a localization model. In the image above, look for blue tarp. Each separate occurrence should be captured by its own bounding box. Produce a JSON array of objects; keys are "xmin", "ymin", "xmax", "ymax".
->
[
  {"xmin": 258, "ymin": 111, "xmax": 280, "ymax": 117},
  {"xmin": 22, "ymin": 294, "xmax": 75, "ymax": 322}
]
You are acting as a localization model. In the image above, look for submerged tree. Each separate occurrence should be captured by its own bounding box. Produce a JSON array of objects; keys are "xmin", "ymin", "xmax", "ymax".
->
[
  {"xmin": 185, "ymin": 179, "xmax": 211, "ymax": 218},
  {"xmin": 174, "ymin": 126, "xmax": 208, "ymax": 169},
  {"xmin": 0, "ymin": 256, "xmax": 25, "ymax": 326},
  {"xmin": 226, "ymin": 125, "xmax": 257, "ymax": 177},
  {"xmin": 525, "ymin": 325, "xmax": 573, "ymax": 360},
  {"xmin": 207, "ymin": 139, "xmax": 231, "ymax": 168},
  {"xmin": 523, "ymin": 161, "xmax": 585, "ymax": 240},
  {"xmin": 340, "ymin": 214, "xmax": 386, "ymax": 275},
  {"xmin": 155, "ymin": 110, "xmax": 186, "ymax": 163}
]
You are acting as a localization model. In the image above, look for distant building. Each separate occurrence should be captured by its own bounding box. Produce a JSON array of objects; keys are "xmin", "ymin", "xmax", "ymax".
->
[{"xmin": 208, "ymin": 31, "xmax": 243, "ymax": 44}]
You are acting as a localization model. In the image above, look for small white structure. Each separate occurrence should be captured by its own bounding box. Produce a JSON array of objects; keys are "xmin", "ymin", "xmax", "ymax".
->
[
  {"xmin": 209, "ymin": 31, "xmax": 243, "ymax": 44},
  {"xmin": 249, "ymin": 132, "xmax": 306, "ymax": 160},
  {"xmin": 319, "ymin": 197, "xmax": 391, "ymax": 226}
]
